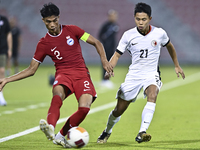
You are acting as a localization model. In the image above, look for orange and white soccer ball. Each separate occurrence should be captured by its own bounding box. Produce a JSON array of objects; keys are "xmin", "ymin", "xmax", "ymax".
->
[{"xmin": 67, "ymin": 126, "xmax": 89, "ymax": 148}]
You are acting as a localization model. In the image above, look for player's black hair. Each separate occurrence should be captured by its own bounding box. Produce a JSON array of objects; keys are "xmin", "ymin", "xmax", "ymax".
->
[
  {"xmin": 134, "ymin": 2, "xmax": 151, "ymax": 18},
  {"xmin": 40, "ymin": 2, "xmax": 60, "ymax": 18}
]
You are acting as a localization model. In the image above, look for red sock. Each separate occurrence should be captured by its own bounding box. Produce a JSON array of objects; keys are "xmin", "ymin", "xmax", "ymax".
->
[
  {"xmin": 60, "ymin": 107, "xmax": 90, "ymax": 136},
  {"xmin": 47, "ymin": 95, "xmax": 63, "ymax": 127}
]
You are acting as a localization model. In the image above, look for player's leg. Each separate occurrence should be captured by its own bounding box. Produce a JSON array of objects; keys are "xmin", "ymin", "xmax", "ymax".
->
[
  {"xmin": 13, "ymin": 56, "xmax": 19, "ymax": 74},
  {"xmin": 135, "ymin": 84, "xmax": 159, "ymax": 143},
  {"xmin": 54, "ymin": 72, "xmax": 95, "ymax": 147},
  {"xmin": 0, "ymin": 55, "xmax": 7, "ymax": 106},
  {"xmin": 40, "ymin": 84, "xmax": 67, "ymax": 141},
  {"xmin": 59, "ymin": 94, "xmax": 92, "ymax": 136},
  {"xmin": 97, "ymin": 97, "xmax": 131, "ymax": 143},
  {"xmin": 54, "ymin": 94, "xmax": 92, "ymax": 147}
]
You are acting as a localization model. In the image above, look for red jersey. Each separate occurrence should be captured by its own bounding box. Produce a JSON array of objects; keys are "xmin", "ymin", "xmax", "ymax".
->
[{"xmin": 33, "ymin": 25, "xmax": 86, "ymax": 72}]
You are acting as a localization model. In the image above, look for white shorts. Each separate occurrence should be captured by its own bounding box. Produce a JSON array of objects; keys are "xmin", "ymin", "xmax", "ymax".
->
[{"xmin": 116, "ymin": 74, "xmax": 162, "ymax": 102}]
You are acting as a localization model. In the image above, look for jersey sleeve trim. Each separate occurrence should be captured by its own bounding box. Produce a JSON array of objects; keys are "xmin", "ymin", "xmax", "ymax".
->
[
  {"xmin": 80, "ymin": 32, "xmax": 90, "ymax": 42},
  {"xmin": 162, "ymin": 39, "xmax": 170, "ymax": 47},
  {"xmin": 32, "ymin": 58, "xmax": 42, "ymax": 63},
  {"xmin": 116, "ymin": 49, "xmax": 123, "ymax": 55}
]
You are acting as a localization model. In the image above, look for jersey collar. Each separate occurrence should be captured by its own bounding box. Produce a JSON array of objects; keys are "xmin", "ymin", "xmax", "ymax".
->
[
  {"xmin": 47, "ymin": 24, "xmax": 63, "ymax": 37},
  {"xmin": 137, "ymin": 25, "xmax": 152, "ymax": 36}
]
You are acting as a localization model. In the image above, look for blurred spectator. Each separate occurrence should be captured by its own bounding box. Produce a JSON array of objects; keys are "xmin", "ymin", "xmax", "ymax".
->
[
  {"xmin": 98, "ymin": 9, "xmax": 119, "ymax": 88},
  {"xmin": 6, "ymin": 16, "xmax": 21, "ymax": 75},
  {"xmin": 0, "ymin": 15, "xmax": 12, "ymax": 106}
]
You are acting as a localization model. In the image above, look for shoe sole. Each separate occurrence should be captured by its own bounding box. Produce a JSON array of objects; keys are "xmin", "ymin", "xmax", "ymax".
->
[
  {"xmin": 141, "ymin": 133, "xmax": 151, "ymax": 142},
  {"xmin": 0, "ymin": 104, "xmax": 7, "ymax": 106},
  {"xmin": 39, "ymin": 119, "xmax": 54, "ymax": 140},
  {"xmin": 97, "ymin": 139, "xmax": 107, "ymax": 144},
  {"xmin": 53, "ymin": 138, "xmax": 71, "ymax": 148},
  {"xmin": 135, "ymin": 133, "xmax": 151, "ymax": 143},
  {"xmin": 97, "ymin": 134, "xmax": 111, "ymax": 143}
]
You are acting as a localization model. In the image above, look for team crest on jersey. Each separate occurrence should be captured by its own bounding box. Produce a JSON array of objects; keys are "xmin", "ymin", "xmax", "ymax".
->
[
  {"xmin": 151, "ymin": 40, "xmax": 157, "ymax": 47},
  {"xmin": 66, "ymin": 36, "xmax": 74, "ymax": 46}
]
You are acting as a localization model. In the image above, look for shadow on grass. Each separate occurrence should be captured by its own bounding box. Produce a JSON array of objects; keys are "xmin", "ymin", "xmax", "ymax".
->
[{"xmin": 87, "ymin": 139, "xmax": 200, "ymax": 150}]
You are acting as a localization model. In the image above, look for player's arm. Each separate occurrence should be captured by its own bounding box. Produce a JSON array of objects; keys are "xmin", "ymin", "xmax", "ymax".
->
[
  {"xmin": 104, "ymin": 50, "xmax": 122, "ymax": 79},
  {"xmin": 18, "ymin": 34, "xmax": 22, "ymax": 53},
  {"xmin": 81, "ymin": 33, "xmax": 113, "ymax": 75},
  {"xmin": 0, "ymin": 59, "xmax": 40, "ymax": 91},
  {"xmin": 7, "ymin": 31, "xmax": 12, "ymax": 59},
  {"xmin": 166, "ymin": 41, "xmax": 185, "ymax": 79},
  {"xmin": 109, "ymin": 50, "xmax": 121, "ymax": 68}
]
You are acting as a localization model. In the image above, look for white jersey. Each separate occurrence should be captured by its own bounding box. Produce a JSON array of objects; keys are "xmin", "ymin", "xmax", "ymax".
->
[{"xmin": 117, "ymin": 25, "xmax": 169, "ymax": 79}]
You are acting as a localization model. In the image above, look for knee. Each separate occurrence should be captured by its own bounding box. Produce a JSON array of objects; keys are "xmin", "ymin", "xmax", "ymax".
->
[
  {"xmin": 147, "ymin": 92, "xmax": 157, "ymax": 102},
  {"xmin": 0, "ymin": 67, "xmax": 5, "ymax": 73},
  {"xmin": 0, "ymin": 68, "xmax": 5, "ymax": 78},
  {"xmin": 53, "ymin": 93, "xmax": 64, "ymax": 100},
  {"xmin": 78, "ymin": 94, "xmax": 93, "ymax": 108},
  {"xmin": 53, "ymin": 85, "xmax": 67, "ymax": 100}
]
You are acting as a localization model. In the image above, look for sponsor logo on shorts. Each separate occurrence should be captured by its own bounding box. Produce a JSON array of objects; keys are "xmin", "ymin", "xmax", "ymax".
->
[
  {"xmin": 83, "ymin": 89, "xmax": 91, "ymax": 91},
  {"xmin": 53, "ymin": 80, "xmax": 58, "ymax": 85}
]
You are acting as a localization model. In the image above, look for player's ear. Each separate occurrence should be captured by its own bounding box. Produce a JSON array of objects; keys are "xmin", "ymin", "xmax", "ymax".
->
[
  {"xmin": 42, "ymin": 18, "xmax": 45, "ymax": 23},
  {"xmin": 149, "ymin": 16, "xmax": 152, "ymax": 21}
]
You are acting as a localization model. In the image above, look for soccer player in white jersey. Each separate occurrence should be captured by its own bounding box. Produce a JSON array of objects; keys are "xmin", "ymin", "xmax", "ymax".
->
[{"xmin": 97, "ymin": 2, "xmax": 185, "ymax": 144}]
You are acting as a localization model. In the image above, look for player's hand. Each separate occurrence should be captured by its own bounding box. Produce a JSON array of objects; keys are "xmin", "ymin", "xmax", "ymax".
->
[
  {"xmin": 104, "ymin": 71, "xmax": 115, "ymax": 79},
  {"xmin": 175, "ymin": 66, "xmax": 185, "ymax": 79},
  {"xmin": 102, "ymin": 61, "xmax": 114, "ymax": 77},
  {"xmin": 0, "ymin": 78, "xmax": 7, "ymax": 91}
]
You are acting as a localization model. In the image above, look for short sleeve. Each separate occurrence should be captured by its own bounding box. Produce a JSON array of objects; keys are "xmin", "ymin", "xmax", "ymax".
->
[
  {"xmin": 116, "ymin": 32, "xmax": 128, "ymax": 54},
  {"xmin": 5, "ymin": 18, "xmax": 11, "ymax": 33},
  {"xmin": 33, "ymin": 39, "xmax": 46, "ymax": 63},
  {"xmin": 160, "ymin": 29, "xmax": 169, "ymax": 47},
  {"xmin": 68, "ymin": 25, "xmax": 85, "ymax": 39},
  {"xmin": 3, "ymin": 16, "xmax": 10, "ymax": 34}
]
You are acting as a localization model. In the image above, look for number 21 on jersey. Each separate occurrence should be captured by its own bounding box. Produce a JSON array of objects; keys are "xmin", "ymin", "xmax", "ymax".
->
[{"xmin": 140, "ymin": 49, "xmax": 148, "ymax": 58}]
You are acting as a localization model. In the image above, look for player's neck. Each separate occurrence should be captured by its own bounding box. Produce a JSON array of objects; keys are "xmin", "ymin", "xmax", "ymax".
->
[
  {"xmin": 49, "ymin": 24, "xmax": 61, "ymax": 36},
  {"xmin": 145, "ymin": 25, "xmax": 151, "ymax": 35},
  {"xmin": 137, "ymin": 25, "xmax": 151, "ymax": 36}
]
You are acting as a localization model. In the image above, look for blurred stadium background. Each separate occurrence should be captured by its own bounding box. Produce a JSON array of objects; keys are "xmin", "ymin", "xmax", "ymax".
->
[{"xmin": 0, "ymin": 0, "xmax": 200, "ymax": 65}]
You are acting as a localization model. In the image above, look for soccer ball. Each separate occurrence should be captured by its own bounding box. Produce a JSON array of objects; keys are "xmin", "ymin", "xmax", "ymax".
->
[{"xmin": 67, "ymin": 126, "xmax": 89, "ymax": 148}]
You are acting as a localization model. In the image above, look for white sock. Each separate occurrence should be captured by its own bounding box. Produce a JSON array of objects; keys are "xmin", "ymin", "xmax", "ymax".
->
[
  {"xmin": 49, "ymin": 124, "xmax": 55, "ymax": 131},
  {"xmin": 139, "ymin": 102, "xmax": 156, "ymax": 133},
  {"xmin": 55, "ymin": 131, "xmax": 64, "ymax": 139},
  {"xmin": 0, "ymin": 91, "xmax": 7, "ymax": 104},
  {"xmin": 105, "ymin": 110, "xmax": 121, "ymax": 134}
]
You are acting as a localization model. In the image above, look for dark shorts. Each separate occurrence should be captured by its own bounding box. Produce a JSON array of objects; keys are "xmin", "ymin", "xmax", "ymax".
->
[{"xmin": 0, "ymin": 54, "xmax": 6, "ymax": 67}]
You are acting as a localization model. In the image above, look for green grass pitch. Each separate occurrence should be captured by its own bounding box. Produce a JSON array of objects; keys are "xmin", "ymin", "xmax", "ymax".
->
[{"xmin": 0, "ymin": 65, "xmax": 200, "ymax": 150}]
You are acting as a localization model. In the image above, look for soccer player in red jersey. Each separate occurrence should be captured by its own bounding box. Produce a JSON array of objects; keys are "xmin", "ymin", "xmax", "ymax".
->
[{"xmin": 0, "ymin": 3, "xmax": 113, "ymax": 148}]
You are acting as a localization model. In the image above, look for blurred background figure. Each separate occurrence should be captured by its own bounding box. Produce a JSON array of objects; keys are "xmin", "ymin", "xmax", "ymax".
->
[
  {"xmin": 98, "ymin": 9, "xmax": 119, "ymax": 88},
  {"xmin": 0, "ymin": 15, "xmax": 12, "ymax": 106},
  {"xmin": 6, "ymin": 16, "xmax": 21, "ymax": 75}
]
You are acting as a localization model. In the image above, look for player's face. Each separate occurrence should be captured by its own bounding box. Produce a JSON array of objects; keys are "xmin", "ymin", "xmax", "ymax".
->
[
  {"xmin": 134, "ymin": 12, "xmax": 152, "ymax": 34},
  {"xmin": 42, "ymin": 15, "xmax": 60, "ymax": 35}
]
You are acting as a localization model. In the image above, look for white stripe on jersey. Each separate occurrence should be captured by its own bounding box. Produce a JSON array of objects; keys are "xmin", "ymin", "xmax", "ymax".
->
[{"xmin": 117, "ymin": 25, "xmax": 169, "ymax": 79}]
